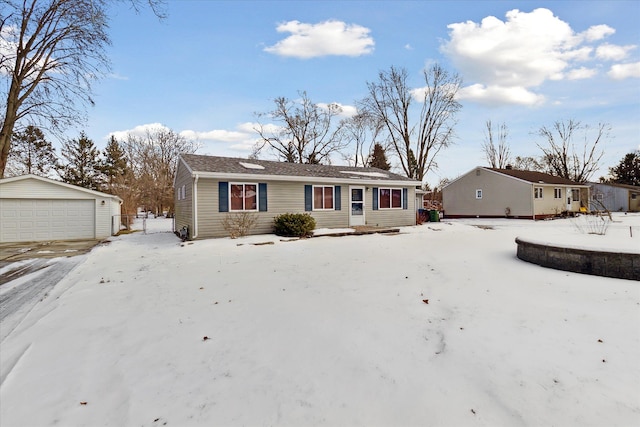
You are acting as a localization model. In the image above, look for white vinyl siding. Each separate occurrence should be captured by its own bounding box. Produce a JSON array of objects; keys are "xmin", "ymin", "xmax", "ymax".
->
[{"xmin": 0, "ymin": 176, "xmax": 119, "ymax": 242}]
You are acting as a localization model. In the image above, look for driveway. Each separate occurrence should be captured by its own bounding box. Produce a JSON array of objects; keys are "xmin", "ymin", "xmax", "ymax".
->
[{"xmin": 0, "ymin": 239, "xmax": 104, "ymax": 342}]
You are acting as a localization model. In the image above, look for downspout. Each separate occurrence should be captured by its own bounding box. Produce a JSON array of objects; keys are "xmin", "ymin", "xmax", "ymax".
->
[
  {"xmin": 531, "ymin": 184, "xmax": 535, "ymax": 220},
  {"xmin": 193, "ymin": 174, "xmax": 199, "ymax": 238}
]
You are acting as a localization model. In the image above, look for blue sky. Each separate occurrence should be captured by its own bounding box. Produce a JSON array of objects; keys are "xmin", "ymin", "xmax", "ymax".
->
[{"xmin": 85, "ymin": 0, "xmax": 639, "ymax": 186}]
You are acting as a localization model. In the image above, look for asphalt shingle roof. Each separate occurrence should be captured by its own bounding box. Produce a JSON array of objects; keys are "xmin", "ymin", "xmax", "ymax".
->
[
  {"xmin": 488, "ymin": 168, "xmax": 585, "ymax": 185},
  {"xmin": 181, "ymin": 154, "xmax": 417, "ymax": 182}
]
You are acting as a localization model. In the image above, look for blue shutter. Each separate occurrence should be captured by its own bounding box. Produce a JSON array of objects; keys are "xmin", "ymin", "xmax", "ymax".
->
[
  {"xmin": 403, "ymin": 188, "xmax": 408, "ymax": 210},
  {"xmin": 259, "ymin": 183, "xmax": 267, "ymax": 212},
  {"xmin": 372, "ymin": 187, "xmax": 378, "ymax": 210},
  {"xmin": 304, "ymin": 185, "xmax": 312, "ymax": 211},
  {"xmin": 334, "ymin": 186, "xmax": 341, "ymax": 210},
  {"xmin": 219, "ymin": 182, "xmax": 229, "ymax": 212}
]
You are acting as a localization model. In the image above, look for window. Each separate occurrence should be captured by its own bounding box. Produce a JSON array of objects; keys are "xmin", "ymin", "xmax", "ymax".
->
[
  {"xmin": 230, "ymin": 183, "xmax": 257, "ymax": 211},
  {"xmin": 534, "ymin": 187, "xmax": 543, "ymax": 199},
  {"xmin": 313, "ymin": 186, "xmax": 334, "ymax": 210},
  {"xmin": 379, "ymin": 188, "xmax": 402, "ymax": 209},
  {"xmin": 181, "ymin": 185, "xmax": 186, "ymax": 200},
  {"xmin": 554, "ymin": 188, "xmax": 562, "ymax": 199},
  {"xmin": 571, "ymin": 189, "xmax": 580, "ymax": 200},
  {"xmin": 476, "ymin": 189, "xmax": 483, "ymax": 199}
]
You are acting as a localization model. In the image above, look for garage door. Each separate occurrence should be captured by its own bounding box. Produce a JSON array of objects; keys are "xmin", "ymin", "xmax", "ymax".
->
[{"xmin": 0, "ymin": 199, "xmax": 95, "ymax": 242}]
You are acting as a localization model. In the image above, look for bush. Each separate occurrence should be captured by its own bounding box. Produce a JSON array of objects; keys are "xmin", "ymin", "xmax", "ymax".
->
[
  {"xmin": 273, "ymin": 213, "xmax": 316, "ymax": 237},
  {"xmin": 222, "ymin": 212, "xmax": 258, "ymax": 238}
]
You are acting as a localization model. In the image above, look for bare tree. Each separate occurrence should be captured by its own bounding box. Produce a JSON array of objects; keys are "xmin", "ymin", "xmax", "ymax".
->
[
  {"xmin": 123, "ymin": 127, "xmax": 198, "ymax": 216},
  {"xmin": 253, "ymin": 91, "xmax": 347, "ymax": 164},
  {"xmin": 482, "ymin": 120, "xmax": 511, "ymax": 168},
  {"xmin": 340, "ymin": 111, "xmax": 384, "ymax": 167},
  {"xmin": 360, "ymin": 65, "xmax": 462, "ymax": 181},
  {"xmin": 512, "ymin": 155, "xmax": 545, "ymax": 172},
  {"xmin": 0, "ymin": 0, "xmax": 165, "ymax": 178},
  {"xmin": 536, "ymin": 119, "xmax": 609, "ymax": 183}
]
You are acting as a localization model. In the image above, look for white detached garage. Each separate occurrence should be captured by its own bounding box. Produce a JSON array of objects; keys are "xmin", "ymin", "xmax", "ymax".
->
[{"xmin": 0, "ymin": 174, "xmax": 122, "ymax": 243}]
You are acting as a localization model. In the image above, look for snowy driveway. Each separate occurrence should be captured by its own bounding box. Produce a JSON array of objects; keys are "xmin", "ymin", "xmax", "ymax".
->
[{"xmin": 0, "ymin": 256, "xmax": 89, "ymax": 342}]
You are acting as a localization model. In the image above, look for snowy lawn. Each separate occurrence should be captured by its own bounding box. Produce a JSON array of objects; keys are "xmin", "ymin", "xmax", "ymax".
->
[{"xmin": 1, "ymin": 214, "xmax": 639, "ymax": 427}]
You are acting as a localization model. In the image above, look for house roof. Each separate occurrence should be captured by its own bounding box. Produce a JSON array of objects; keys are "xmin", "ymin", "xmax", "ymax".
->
[
  {"xmin": 487, "ymin": 168, "xmax": 587, "ymax": 186},
  {"xmin": 590, "ymin": 182, "xmax": 640, "ymax": 191},
  {"xmin": 180, "ymin": 154, "xmax": 420, "ymax": 185},
  {"xmin": 0, "ymin": 174, "xmax": 123, "ymax": 201}
]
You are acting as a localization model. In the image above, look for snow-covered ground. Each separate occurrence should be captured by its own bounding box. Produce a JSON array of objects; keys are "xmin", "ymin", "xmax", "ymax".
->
[{"xmin": 1, "ymin": 214, "xmax": 639, "ymax": 427}]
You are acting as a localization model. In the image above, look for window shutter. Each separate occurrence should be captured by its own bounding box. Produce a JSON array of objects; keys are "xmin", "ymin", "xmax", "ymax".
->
[
  {"xmin": 403, "ymin": 188, "xmax": 408, "ymax": 210},
  {"xmin": 219, "ymin": 182, "xmax": 229, "ymax": 212},
  {"xmin": 334, "ymin": 186, "xmax": 341, "ymax": 210},
  {"xmin": 372, "ymin": 187, "xmax": 378, "ymax": 210},
  {"xmin": 304, "ymin": 185, "xmax": 312, "ymax": 211},
  {"xmin": 259, "ymin": 183, "xmax": 267, "ymax": 212}
]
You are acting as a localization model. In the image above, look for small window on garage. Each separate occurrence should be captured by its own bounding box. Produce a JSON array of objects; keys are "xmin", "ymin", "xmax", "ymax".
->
[{"xmin": 476, "ymin": 189, "xmax": 482, "ymax": 199}]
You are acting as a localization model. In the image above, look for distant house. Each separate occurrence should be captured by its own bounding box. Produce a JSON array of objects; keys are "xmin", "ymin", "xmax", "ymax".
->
[
  {"xmin": 0, "ymin": 174, "xmax": 122, "ymax": 243},
  {"xmin": 589, "ymin": 182, "xmax": 640, "ymax": 212},
  {"xmin": 174, "ymin": 154, "xmax": 421, "ymax": 239},
  {"xmin": 442, "ymin": 167, "xmax": 589, "ymax": 219}
]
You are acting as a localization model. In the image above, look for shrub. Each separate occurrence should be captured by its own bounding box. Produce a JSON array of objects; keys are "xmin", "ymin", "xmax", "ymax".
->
[
  {"xmin": 222, "ymin": 212, "xmax": 259, "ymax": 238},
  {"xmin": 273, "ymin": 213, "xmax": 316, "ymax": 237}
]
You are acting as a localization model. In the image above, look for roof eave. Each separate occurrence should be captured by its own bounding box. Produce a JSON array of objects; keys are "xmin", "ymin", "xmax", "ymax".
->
[{"xmin": 192, "ymin": 171, "xmax": 420, "ymax": 186}]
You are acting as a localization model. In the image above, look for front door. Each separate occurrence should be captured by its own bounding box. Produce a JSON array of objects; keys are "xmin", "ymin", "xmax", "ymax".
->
[
  {"xmin": 566, "ymin": 188, "xmax": 572, "ymax": 211},
  {"xmin": 349, "ymin": 186, "xmax": 365, "ymax": 226}
]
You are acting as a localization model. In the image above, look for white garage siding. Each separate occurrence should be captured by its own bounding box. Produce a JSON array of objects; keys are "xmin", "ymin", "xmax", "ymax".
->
[
  {"xmin": 0, "ymin": 199, "xmax": 95, "ymax": 242},
  {"xmin": 0, "ymin": 175, "xmax": 122, "ymax": 243}
]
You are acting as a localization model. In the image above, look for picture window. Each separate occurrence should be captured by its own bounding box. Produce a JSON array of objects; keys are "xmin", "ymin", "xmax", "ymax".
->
[
  {"xmin": 313, "ymin": 186, "xmax": 334, "ymax": 210},
  {"xmin": 230, "ymin": 183, "xmax": 257, "ymax": 211},
  {"xmin": 379, "ymin": 188, "xmax": 403, "ymax": 209}
]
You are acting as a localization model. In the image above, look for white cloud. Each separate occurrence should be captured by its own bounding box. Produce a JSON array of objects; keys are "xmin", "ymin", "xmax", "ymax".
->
[
  {"xmin": 566, "ymin": 67, "xmax": 598, "ymax": 80},
  {"xmin": 108, "ymin": 123, "xmax": 169, "ymax": 140},
  {"xmin": 404, "ymin": 44, "xmax": 413, "ymax": 50},
  {"xmin": 179, "ymin": 129, "xmax": 248, "ymax": 143},
  {"xmin": 596, "ymin": 43, "xmax": 636, "ymax": 61},
  {"xmin": 264, "ymin": 20, "xmax": 374, "ymax": 58},
  {"xmin": 441, "ymin": 8, "xmax": 620, "ymax": 106},
  {"xmin": 608, "ymin": 62, "xmax": 640, "ymax": 79},
  {"xmin": 457, "ymin": 84, "xmax": 545, "ymax": 106},
  {"xmin": 317, "ymin": 102, "xmax": 358, "ymax": 118},
  {"xmin": 579, "ymin": 24, "xmax": 615, "ymax": 42}
]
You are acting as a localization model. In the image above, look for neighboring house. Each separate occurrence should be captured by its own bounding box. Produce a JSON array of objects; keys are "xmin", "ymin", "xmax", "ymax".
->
[
  {"xmin": 589, "ymin": 182, "xmax": 640, "ymax": 212},
  {"xmin": 0, "ymin": 174, "xmax": 122, "ymax": 243},
  {"xmin": 442, "ymin": 167, "xmax": 589, "ymax": 219},
  {"xmin": 174, "ymin": 154, "xmax": 420, "ymax": 239}
]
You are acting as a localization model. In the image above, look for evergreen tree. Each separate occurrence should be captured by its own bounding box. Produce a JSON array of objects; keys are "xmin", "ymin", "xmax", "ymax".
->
[
  {"xmin": 60, "ymin": 132, "xmax": 103, "ymax": 190},
  {"xmin": 368, "ymin": 143, "xmax": 390, "ymax": 170},
  {"xmin": 100, "ymin": 136, "xmax": 130, "ymax": 188},
  {"xmin": 7, "ymin": 126, "xmax": 59, "ymax": 177},
  {"xmin": 609, "ymin": 151, "xmax": 640, "ymax": 186}
]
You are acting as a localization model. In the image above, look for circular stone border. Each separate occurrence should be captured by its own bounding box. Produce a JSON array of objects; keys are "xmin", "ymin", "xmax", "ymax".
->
[{"xmin": 515, "ymin": 237, "xmax": 639, "ymax": 281}]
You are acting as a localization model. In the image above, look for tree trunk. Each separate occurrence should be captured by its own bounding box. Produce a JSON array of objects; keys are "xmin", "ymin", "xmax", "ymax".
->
[{"xmin": 0, "ymin": 78, "xmax": 21, "ymax": 178}]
